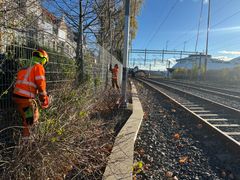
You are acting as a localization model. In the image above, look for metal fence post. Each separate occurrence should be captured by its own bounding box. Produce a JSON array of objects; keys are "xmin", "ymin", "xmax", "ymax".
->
[{"xmin": 121, "ymin": 0, "xmax": 130, "ymax": 107}]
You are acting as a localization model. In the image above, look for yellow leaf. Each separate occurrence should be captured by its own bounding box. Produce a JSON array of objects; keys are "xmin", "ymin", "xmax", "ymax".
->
[
  {"xmin": 79, "ymin": 111, "xmax": 87, "ymax": 118},
  {"xmin": 51, "ymin": 137, "xmax": 57, "ymax": 142},
  {"xmin": 132, "ymin": 161, "xmax": 144, "ymax": 175},
  {"xmin": 56, "ymin": 128, "xmax": 64, "ymax": 135}
]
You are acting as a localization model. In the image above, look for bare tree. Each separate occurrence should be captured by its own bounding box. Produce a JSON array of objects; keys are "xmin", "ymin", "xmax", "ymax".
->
[{"xmin": 42, "ymin": 0, "xmax": 143, "ymax": 63}]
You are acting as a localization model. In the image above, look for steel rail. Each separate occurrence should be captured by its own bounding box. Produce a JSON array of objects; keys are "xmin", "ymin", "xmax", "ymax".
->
[
  {"xmin": 137, "ymin": 78, "xmax": 240, "ymax": 153},
  {"xmin": 159, "ymin": 78, "xmax": 240, "ymax": 95},
  {"xmin": 152, "ymin": 79, "xmax": 240, "ymax": 101}
]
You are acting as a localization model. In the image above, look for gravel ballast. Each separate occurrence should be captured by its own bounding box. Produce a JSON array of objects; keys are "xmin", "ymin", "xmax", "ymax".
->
[
  {"xmin": 149, "ymin": 79, "xmax": 240, "ymax": 110},
  {"xmin": 133, "ymin": 80, "xmax": 240, "ymax": 180}
]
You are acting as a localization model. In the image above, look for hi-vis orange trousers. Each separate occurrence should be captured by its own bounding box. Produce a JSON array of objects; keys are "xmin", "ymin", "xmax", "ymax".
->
[
  {"xmin": 12, "ymin": 97, "xmax": 39, "ymax": 137},
  {"xmin": 112, "ymin": 78, "xmax": 119, "ymax": 89}
]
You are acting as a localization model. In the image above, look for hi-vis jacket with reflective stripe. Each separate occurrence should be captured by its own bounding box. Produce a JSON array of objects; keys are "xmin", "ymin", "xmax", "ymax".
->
[{"xmin": 13, "ymin": 63, "xmax": 47, "ymax": 98}]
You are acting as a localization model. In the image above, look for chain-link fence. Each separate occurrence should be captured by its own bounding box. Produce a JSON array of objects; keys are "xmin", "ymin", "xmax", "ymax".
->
[
  {"xmin": 0, "ymin": 27, "xmax": 122, "ymax": 142},
  {"xmin": 85, "ymin": 41, "xmax": 122, "ymax": 89}
]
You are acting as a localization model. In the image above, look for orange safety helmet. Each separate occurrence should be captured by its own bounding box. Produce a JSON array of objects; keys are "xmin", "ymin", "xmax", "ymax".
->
[{"xmin": 32, "ymin": 48, "xmax": 49, "ymax": 65}]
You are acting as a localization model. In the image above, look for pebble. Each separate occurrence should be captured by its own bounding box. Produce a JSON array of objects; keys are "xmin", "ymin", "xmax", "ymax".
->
[
  {"xmin": 133, "ymin": 81, "xmax": 239, "ymax": 179},
  {"xmin": 221, "ymin": 171, "xmax": 226, "ymax": 177},
  {"xmin": 173, "ymin": 176, "xmax": 178, "ymax": 180},
  {"xmin": 165, "ymin": 171, "xmax": 173, "ymax": 177},
  {"xmin": 228, "ymin": 173, "xmax": 234, "ymax": 179}
]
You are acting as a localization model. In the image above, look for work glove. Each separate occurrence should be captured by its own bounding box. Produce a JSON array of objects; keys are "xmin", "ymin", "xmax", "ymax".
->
[{"xmin": 41, "ymin": 95, "xmax": 49, "ymax": 109}]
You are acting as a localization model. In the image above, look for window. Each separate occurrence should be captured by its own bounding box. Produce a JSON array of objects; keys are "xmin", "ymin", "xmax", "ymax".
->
[
  {"xmin": 52, "ymin": 41, "xmax": 56, "ymax": 50},
  {"xmin": 16, "ymin": 0, "xmax": 25, "ymax": 8}
]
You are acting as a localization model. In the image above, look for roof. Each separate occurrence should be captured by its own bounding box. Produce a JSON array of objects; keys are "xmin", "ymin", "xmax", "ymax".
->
[
  {"xmin": 230, "ymin": 56, "xmax": 240, "ymax": 64},
  {"xmin": 42, "ymin": 8, "xmax": 57, "ymax": 24},
  {"xmin": 173, "ymin": 54, "xmax": 237, "ymax": 70}
]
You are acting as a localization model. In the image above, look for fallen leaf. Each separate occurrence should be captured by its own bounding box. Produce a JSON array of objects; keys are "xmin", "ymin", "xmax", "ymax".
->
[
  {"xmin": 143, "ymin": 112, "xmax": 148, "ymax": 119},
  {"xmin": 179, "ymin": 156, "xmax": 188, "ymax": 164},
  {"xmin": 173, "ymin": 133, "xmax": 180, "ymax": 140},
  {"xmin": 143, "ymin": 163, "xmax": 150, "ymax": 171},
  {"xmin": 104, "ymin": 144, "xmax": 113, "ymax": 152},
  {"xmin": 138, "ymin": 148, "xmax": 145, "ymax": 156},
  {"xmin": 132, "ymin": 161, "xmax": 144, "ymax": 175}
]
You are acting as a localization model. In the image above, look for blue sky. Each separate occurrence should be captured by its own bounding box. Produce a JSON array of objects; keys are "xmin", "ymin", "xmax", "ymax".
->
[{"xmin": 131, "ymin": 0, "xmax": 240, "ymax": 69}]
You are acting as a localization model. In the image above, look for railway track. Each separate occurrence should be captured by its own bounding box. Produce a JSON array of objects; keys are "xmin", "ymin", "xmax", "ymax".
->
[
  {"xmin": 150, "ymin": 78, "xmax": 240, "ymax": 101},
  {"xmin": 137, "ymin": 78, "xmax": 240, "ymax": 153}
]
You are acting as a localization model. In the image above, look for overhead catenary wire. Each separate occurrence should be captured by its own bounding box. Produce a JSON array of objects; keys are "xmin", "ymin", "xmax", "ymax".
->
[
  {"xmin": 211, "ymin": 0, "xmax": 234, "ymax": 15},
  {"xmin": 207, "ymin": 8, "xmax": 240, "ymax": 54},
  {"xmin": 204, "ymin": 0, "xmax": 211, "ymax": 80},
  {"xmin": 195, "ymin": 0, "xmax": 204, "ymax": 52},
  {"xmin": 211, "ymin": 8, "xmax": 240, "ymax": 28},
  {"xmin": 171, "ymin": 0, "xmax": 236, "ymax": 51},
  {"xmin": 171, "ymin": 0, "xmax": 205, "ymax": 51},
  {"xmin": 145, "ymin": 0, "xmax": 179, "ymax": 49},
  {"xmin": 173, "ymin": 6, "xmax": 240, "ymax": 52},
  {"xmin": 209, "ymin": 36, "xmax": 240, "ymax": 52},
  {"xmin": 172, "ymin": 0, "xmax": 204, "ymax": 51},
  {"xmin": 212, "ymin": 5, "xmax": 240, "ymax": 28}
]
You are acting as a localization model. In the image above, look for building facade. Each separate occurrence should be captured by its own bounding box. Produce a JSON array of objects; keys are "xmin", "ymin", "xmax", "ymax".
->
[{"xmin": 0, "ymin": 0, "xmax": 76, "ymax": 57}]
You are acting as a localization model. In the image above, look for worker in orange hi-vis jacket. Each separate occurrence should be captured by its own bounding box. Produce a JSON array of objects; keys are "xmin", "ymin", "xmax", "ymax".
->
[
  {"xmin": 12, "ymin": 48, "xmax": 50, "ymax": 140},
  {"xmin": 110, "ymin": 64, "xmax": 119, "ymax": 90}
]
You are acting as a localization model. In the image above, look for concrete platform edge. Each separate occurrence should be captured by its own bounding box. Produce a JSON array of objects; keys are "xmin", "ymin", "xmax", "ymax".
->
[{"xmin": 103, "ymin": 81, "xmax": 144, "ymax": 180}]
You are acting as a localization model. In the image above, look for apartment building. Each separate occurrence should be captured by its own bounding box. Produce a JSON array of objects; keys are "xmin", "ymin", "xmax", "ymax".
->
[{"xmin": 0, "ymin": 0, "xmax": 76, "ymax": 57}]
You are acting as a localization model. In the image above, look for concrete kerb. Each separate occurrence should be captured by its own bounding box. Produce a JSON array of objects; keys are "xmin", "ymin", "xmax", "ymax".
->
[{"xmin": 103, "ymin": 81, "xmax": 144, "ymax": 180}]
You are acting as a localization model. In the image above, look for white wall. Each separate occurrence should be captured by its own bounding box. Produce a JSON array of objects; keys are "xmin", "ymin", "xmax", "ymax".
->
[
  {"xmin": 42, "ymin": 22, "xmax": 53, "ymax": 34},
  {"xmin": 58, "ymin": 29, "xmax": 66, "ymax": 41}
]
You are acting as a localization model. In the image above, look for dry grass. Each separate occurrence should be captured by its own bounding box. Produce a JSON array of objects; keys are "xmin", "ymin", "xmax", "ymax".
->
[{"xmin": 0, "ymin": 82, "xmax": 124, "ymax": 179}]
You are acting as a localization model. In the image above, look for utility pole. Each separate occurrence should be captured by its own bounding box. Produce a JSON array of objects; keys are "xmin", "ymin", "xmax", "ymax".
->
[
  {"xmin": 144, "ymin": 48, "xmax": 146, "ymax": 66},
  {"xmin": 195, "ymin": 0, "xmax": 204, "ymax": 52},
  {"xmin": 162, "ymin": 50, "xmax": 164, "ymax": 63},
  {"xmin": 121, "ymin": 0, "xmax": 130, "ymax": 107},
  {"xmin": 183, "ymin": 41, "xmax": 187, "ymax": 51},
  {"xmin": 204, "ymin": 0, "xmax": 211, "ymax": 80},
  {"xmin": 198, "ymin": 53, "xmax": 202, "ymax": 80},
  {"xmin": 166, "ymin": 40, "xmax": 169, "ymax": 50},
  {"xmin": 167, "ymin": 60, "xmax": 171, "ymax": 78},
  {"xmin": 148, "ymin": 63, "xmax": 151, "ymax": 78},
  {"xmin": 105, "ymin": 0, "xmax": 113, "ymax": 87}
]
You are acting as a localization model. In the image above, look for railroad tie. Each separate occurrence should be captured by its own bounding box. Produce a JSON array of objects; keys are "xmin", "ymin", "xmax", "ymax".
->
[
  {"xmin": 225, "ymin": 132, "xmax": 240, "ymax": 136},
  {"xmin": 213, "ymin": 124, "xmax": 240, "ymax": 127}
]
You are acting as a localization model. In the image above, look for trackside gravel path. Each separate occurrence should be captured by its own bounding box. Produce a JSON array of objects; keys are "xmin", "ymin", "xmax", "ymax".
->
[{"xmin": 133, "ymin": 80, "xmax": 240, "ymax": 180}]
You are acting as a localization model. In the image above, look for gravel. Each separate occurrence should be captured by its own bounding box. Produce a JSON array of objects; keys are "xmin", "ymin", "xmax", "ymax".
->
[
  {"xmin": 169, "ymin": 79, "xmax": 240, "ymax": 92},
  {"xmin": 150, "ymin": 80, "xmax": 240, "ymax": 110},
  {"xmin": 133, "ymin": 80, "xmax": 240, "ymax": 180}
]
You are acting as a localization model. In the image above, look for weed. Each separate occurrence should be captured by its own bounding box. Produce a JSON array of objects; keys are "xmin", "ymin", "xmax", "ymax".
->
[{"xmin": 0, "ymin": 82, "xmax": 123, "ymax": 179}]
